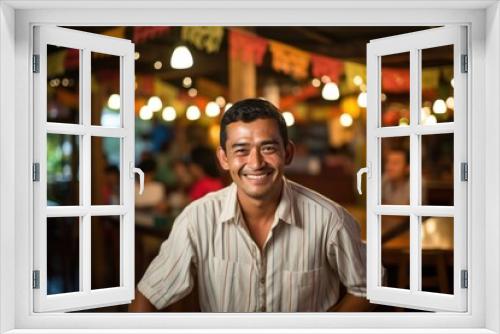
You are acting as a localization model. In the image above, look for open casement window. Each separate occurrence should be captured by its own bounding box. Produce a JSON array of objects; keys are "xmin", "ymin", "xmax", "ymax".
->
[
  {"xmin": 361, "ymin": 26, "xmax": 468, "ymax": 312},
  {"xmin": 33, "ymin": 26, "xmax": 139, "ymax": 312}
]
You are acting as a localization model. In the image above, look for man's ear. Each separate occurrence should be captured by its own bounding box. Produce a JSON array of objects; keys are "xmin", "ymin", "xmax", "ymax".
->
[
  {"xmin": 216, "ymin": 146, "xmax": 230, "ymax": 171},
  {"xmin": 284, "ymin": 140, "xmax": 295, "ymax": 165}
]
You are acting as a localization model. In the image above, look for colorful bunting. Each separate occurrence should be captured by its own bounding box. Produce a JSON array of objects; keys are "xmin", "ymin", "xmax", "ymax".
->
[
  {"xmin": 133, "ymin": 27, "xmax": 171, "ymax": 44},
  {"xmin": 382, "ymin": 68, "xmax": 410, "ymax": 93},
  {"xmin": 344, "ymin": 62, "xmax": 366, "ymax": 91},
  {"xmin": 229, "ymin": 29, "xmax": 268, "ymax": 66},
  {"xmin": 310, "ymin": 53, "xmax": 344, "ymax": 83},
  {"xmin": 181, "ymin": 27, "xmax": 224, "ymax": 54},
  {"xmin": 269, "ymin": 41, "xmax": 310, "ymax": 80}
]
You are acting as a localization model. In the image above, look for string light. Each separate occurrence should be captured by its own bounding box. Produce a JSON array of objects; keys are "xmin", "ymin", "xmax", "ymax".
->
[
  {"xmin": 357, "ymin": 92, "xmax": 367, "ymax": 108},
  {"xmin": 147, "ymin": 96, "xmax": 163, "ymax": 112},
  {"xmin": 107, "ymin": 94, "xmax": 120, "ymax": 110},
  {"xmin": 182, "ymin": 77, "xmax": 192, "ymax": 88},
  {"xmin": 205, "ymin": 101, "xmax": 221, "ymax": 118},
  {"xmin": 139, "ymin": 105, "xmax": 153, "ymax": 120},
  {"xmin": 433, "ymin": 99, "xmax": 447, "ymax": 114},
  {"xmin": 282, "ymin": 111, "xmax": 295, "ymax": 127},
  {"xmin": 340, "ymin": 113, "xmax": 353, "ymax": 127},
  {"xmin": 170, "ymin": 46, "xmax": 193, "ymax": 69},
  {"xmin": 162, "ymin": 106, "xmax": 177, "ymax": 121},
  {"xmin": 186, "ymin": 105, "xmax": 201, "ymax": 120},
  {"xmin": 153, "ymin": 61, "xmax": 163, "ymax": 70},
  {"xmin": 322, "ymin": 82, "xmax": 340, "ymax": 101}
]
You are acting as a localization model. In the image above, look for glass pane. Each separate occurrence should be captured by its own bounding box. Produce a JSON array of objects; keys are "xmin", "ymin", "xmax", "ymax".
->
[
  {"xmin": 381, "ymin": 137, "xmax": 410, "ymax": 205},
  {"xmin": 47, "ymin": 134, "xmax": 80, "ymax": 206},
  {"xmin": 420, "ymin": 45, "xmax": 454, "ymax": 124},
  {"xmin": 381, "ymin": 52, "xmax": 410, "ymax": 127},
  {"xmin": 47, "ymin": 45, "xmax": 80, "ymax": 124},
  {"xmin": 91, "ymin": 52, "xmax": 121, "ymax": 128},
  {"xmin": 47, "ymin": 217, "xmax": 80, "ymax": 295},
  {"xmin": 421, "ymin": 133, "xmax": 454, "ymax": 206},
  {"xmin": 381, "ymin": 215, "xmax": 410, "ymax": 289},
  {"xmin": 91, "ymin": 136, "xmax": 121, "ymax": 205},
  {"xmin": 421, "ymin": 216, "xmax": 454, "ymax": 294},
  {"xmin": 91, "ymin": 216, "xmax": 120, "ymax": 290}
]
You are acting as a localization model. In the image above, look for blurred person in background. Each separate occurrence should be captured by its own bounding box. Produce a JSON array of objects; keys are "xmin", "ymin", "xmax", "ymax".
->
[
  {"xmin": 382, "ymin": 148, "xmax": 410, "ymax": 205},
  {"xmin": 187, "ymin": 145, "xmax": 224, "ymax": 201},
  {"xmin": 135, "ymin": 157, "xmax": 168, "ymax": 214}
]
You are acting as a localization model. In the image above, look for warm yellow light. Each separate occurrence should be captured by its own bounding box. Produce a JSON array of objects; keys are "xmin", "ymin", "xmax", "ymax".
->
[
  {"xmin": 424, "ymin": 114, "xmax": 437, "ymax": 125},
  {"xmin": 153, "ymin": 61, "xmax": 163, "ymax": 70},
  {"xmin": 353, "ymin": 75, "xmax": 363, "ymax": 86},
  {"xmin": 188, "ymin": 88, "xmax": 198, "ymax": 97},
  {"xmin": 162, "ymin": 106, "xmax": 177, "ymax": 122},
  {"xmin": 139, "ymin": 105, "xmax": 153, "ymax": 120},
  {"xmin": 282, "ymin": 111, "xmax": 295, "ymax": 127},
  {"xmin": 311, "ymin": 78, "xmax": 321, "ymax": 88},
  {"xmin": 134, "ymin": 52, "xmax": 140, "ymax": 60},
  {"xmin": 446, "ymin": 96, "xmax": 454, "ymax": 109},
  {"xmin": 205, "ymin": 101, "xmax": 221, "ymax": 118},
  {"xmin": 186, "ymin": 105, "xmax": 201, "ymax": 120},
  {"xmin": 399, "ymin": 118, "xmax": 409, "ymax": 127},
  {"xmin": 224, "ymin": 103, "xmax": 233, "ymax": 112},
  {"xmin": 215, "ymin": 96, "xmax": 226, "ymax": 107},
  {"xmin": 433, "ymin": 99, "xmax": 447, "ymax": 114},
  {"xmin": 107, "ymin": 94, "xmax": 120, "ymax": 110},
  {"xmin": 339, "ymin": 113, "xmax": 353, "ymax": 127},
  {"xmin": 182, "ymin": 77, "xmax": 192, "ymax": 88},
  {"xmin": 357, "ymin": 92, "xmax": 367, "ymax": 108},
  {"xmin": 170, "ymin": 46, "xmax": 193, "ymax": 69},
  {"xmin": 322, "ymin": 82, "xmax": 340, "ymax": 101},
  {"xmin": 147, "ymin": 96, "xmax": 163, "ymax": 112}
]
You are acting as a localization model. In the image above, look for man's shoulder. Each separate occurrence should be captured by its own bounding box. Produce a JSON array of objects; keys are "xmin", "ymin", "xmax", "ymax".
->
[{"xmin": 286, "ymin": 179, "xmax": 351, "ymax": 225}]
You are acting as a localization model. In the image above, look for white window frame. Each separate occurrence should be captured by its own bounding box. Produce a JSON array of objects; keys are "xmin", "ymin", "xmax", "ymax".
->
[
  {"xmin": 32, "ymin": 26, "xmax": 136, "ymax": 312},
  {"xmin": 0, "ymin": 1, "xmax": 499, "ymax": 333},
  {"xmin": 365, "ymin": 26, "xmax": 468, "ymax": 312}
]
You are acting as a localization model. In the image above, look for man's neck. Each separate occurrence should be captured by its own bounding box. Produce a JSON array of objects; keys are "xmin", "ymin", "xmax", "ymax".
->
[{"xmin": 237, "ymin": 180, "xmax": 283, "ymax": 226}]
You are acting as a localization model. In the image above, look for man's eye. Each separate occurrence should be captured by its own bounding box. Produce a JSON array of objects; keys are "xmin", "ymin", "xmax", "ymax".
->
[{"xmin": 262, "ymin": 146, "xmax": 277, "ymax": 153}]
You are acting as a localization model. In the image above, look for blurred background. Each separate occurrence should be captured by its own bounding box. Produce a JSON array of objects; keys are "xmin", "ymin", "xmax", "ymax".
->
[{"xmin": 45, "ymin": 26, "xmax": 455, "ymax": 312}]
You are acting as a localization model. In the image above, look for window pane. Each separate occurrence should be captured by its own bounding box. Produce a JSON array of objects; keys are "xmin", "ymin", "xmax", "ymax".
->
[
  {"xmin": 381, "ymin": 52, "xmax": 410, "ymax": 127},
  {"xmin": 420, "ymin": 45, "xmax": 454, "ymax": 124},
  {"xmin": 47, "ymin": 217, "xmax": 80, "ymax": 295},
  {"xmin": 421, "ymin": 216, "xmax": 454, "ymax": 294},
  {"xmin": 91, "ymin": 52, "xmax": 121, "ymax": 128},
  {"xmin": 421, "ymin": 133, "xmax": 454, "ymax": 206},
  {"xmin": 47, "ymin": 134, "xmax": 80, "ymax": 206},
  {"xmin": 91, "ymin": 216, "xmax": 120, "ymax": 290},
  {"xmin": 381, "ymin": 215, "xmax": 410, "ymax": 290},
  {"xmin": 91, "ymin": 136, "xmax": 121, "ymax": 205},
  {"xmin": 47, "ymin": 45, "xmax": 80, "ymax": 124},
  {"xmin": 381, "ymin": 137, "xmax": 410, "ymax": 205}
]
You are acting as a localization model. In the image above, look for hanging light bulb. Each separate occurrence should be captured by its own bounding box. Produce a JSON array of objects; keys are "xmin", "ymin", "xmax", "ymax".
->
[
  {"xmin": 139, "ymin": 105, "xmax": 153, "ymax": 120},
  {"xmin": 147, "ymin": 96, "xmax": 163, "ymax": 112},
  {"xmin": 205, "ymin": 101, "xmax": 221, "ymax": 118},
  {"xmin": 446, "ymin": 96, "xmax": 454, "ymax": 109},
  {"xmin": 282, "ymin": 111, "xmax": 295, "ymax": 127},
  {"xmin": 357, "ymin": 92, "xmax": 367, "ymax": 108},
  {"xmin": 215, "ymin": 96, "xmax": 226, "ymax": 108},
  {"xmin": 224, "ymin": 103, "xmax": 233, "ymax": 112},
  {"xmin": 186, "ymin": 105, "xmax": 201, "ymax": 121},
  {"xmin": 107, "ymin": 94, "xmax": 120, "ymax": 110},
  {"xmin": 162, "ymin": 106, "xmax": 177, "ymax": 122},
  {"xmin": 170, "ymin": 46, "xmax": 193, "ymax": 69},
  {"xmin": 339, "ymin": 113, "xmax": 353, "ymax": 127},
  {"xmin": 433, "ymin": 99, "xmax": 447, "ymax": 114},
  {"xmin": 322, "ymin": 82, "xmax": 340, "ymax": 101}
]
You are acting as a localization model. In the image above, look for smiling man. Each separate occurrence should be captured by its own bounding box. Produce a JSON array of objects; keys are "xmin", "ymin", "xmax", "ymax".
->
[{"xmin": 130, "ymin": 98, "xmax": 372, "ymax": 312}]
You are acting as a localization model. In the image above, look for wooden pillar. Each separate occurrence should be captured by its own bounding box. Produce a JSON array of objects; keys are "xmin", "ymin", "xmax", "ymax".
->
[{"xmin": 229, "ymin": 53, "xmax": 256, "ymax": 102}]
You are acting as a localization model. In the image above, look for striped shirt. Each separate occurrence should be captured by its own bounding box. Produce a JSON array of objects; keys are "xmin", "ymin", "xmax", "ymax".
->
[{"xmin": 138, "ymin": 178, "xmax": 367, "ymax": 312}]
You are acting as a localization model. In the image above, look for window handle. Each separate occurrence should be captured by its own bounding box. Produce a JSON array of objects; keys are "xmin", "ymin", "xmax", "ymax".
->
[
  {"xmin": 130, "ymin": 162, "xmax": 144, "ymax": 195},
  {"xmin": 356, "ymin": 163, "xmax": 371, "ymax": 195}
]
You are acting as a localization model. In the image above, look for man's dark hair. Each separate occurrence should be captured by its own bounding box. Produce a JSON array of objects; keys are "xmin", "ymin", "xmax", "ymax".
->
[
  {"xmin": 220, "ymin": 98, "xmax": 288, "ymax": 150},
  {"xmin": 190, "ymin": 145, "xmax": 220, "ymax": 178}
]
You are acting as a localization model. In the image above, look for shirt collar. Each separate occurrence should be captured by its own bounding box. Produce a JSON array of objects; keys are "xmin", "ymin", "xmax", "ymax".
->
[{"xmin": 218, "ymin": 177, "xmax": 299, "ymax": 227}]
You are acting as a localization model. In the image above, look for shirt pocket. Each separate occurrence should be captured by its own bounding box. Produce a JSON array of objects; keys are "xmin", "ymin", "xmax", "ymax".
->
[
  {"xmin": 282, "ymin": 267, "xmax": 324, "ymax": 312},
  {"xmin": 210, "ymin": 257, "xmax": 254, "ymax": 312}
]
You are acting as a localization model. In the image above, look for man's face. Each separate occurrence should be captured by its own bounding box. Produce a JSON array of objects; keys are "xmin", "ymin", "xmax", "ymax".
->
[
  {"xmin": 217, "ymin": 118, "xmax": 294, "ymax": 201},
  {"xmin": 385, "ymin": 151, "xmax": 409, "ymax": 182}
]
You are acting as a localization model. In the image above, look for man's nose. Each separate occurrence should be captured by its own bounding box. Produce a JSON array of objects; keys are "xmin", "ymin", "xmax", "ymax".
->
[{"xmin": 248, "ymin": 148, "xmax": 264, "ymax": 169}]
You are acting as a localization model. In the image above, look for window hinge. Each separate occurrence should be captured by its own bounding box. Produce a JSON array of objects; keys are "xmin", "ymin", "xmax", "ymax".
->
[
  {"xmin": 461, "ymin": 270, "xmax": 468, "ymax": 289},
  {"xmin": 33, "ymin": 270, "xmax": 40, "ymax": 289},
  {"xmin": 461, "ymin": 54, "xmax": 468, "ymax": 73},
  {"xmin": 33, "ymin": 163, "xmax": 40, "ymax": 182},
  {"xmin": 32, "ymin": 54, "xmax": 40, "ymax": 73},
  {"xmin": 461, "ymin": 162, "xmax": 468, "ymax": 182}
]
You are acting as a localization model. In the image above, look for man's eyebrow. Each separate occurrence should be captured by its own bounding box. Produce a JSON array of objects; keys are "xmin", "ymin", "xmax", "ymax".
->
[
  {"xmin": 231, "ymin": 142, "xmax": 250, "ymax": 149},
  {"xmin": 260, "ymin": 139, "xmax": 280, "ymax": 146}
]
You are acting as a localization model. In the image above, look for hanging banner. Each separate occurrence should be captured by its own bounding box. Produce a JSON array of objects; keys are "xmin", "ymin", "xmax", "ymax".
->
[
  {"xmin": 48, "ymin": 50, "xmax": 68, "ymax": 77},
  {"xmin": 269, "ymin": 40, "xmax": 310, "ymax": 80},
  {"xmin": 344, "ymin": 61, "xmax": 367, "ymax": 91},
  {"xmin": 228, "ymin": 29, "xmax": 268, "ymax": 66},
  {"xmin": 382, "ymin": 68, "xmax": 410, "ymax": 93},
  {"xmin": 181, "ymin": 27, "xmax": 224, "ymax": 54},
  {"xmin": 136, "ymin": 75, "xmax": 155, "ymax": 96},
  {"xmin": 133, "ymin": 27, "xmax": 171, "ymax": 44},
  {"xmin": 310, "ymin": 53, "xmax": 344, "ymax": 83}
]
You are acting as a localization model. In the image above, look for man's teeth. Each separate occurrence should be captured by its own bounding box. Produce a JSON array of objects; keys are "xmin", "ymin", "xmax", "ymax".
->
[{"xmin": 245, "ymin": 173, "xmax": 268, "ymax": 180}]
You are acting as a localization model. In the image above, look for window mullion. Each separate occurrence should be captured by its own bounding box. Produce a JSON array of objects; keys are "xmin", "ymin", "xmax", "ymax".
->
[
  {"xmin": 409, "ymin": 48, "xmax": 422, "ymax": 292},
  {"xmin": 81, "ymin": 48, "xmax": 91, "ymax": 293}
]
